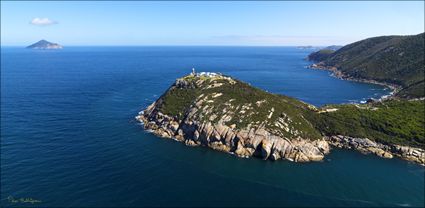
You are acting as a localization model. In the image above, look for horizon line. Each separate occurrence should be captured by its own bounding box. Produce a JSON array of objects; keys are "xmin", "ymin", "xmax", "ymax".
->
[{"xmin": 1, "ymin": 45, "xmax": 331, "ymax": 47}]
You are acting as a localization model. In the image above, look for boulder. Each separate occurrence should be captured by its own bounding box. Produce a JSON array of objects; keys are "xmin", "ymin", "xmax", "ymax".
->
[{"xmin": 260, "ymin": 139, "xmax": 272, "ymax": 159}]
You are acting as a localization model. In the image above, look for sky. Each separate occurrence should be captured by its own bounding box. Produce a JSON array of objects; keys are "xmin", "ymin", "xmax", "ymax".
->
[{"xmin": 1, "ymin": 1, "xmax": 424, "ymax": 46}]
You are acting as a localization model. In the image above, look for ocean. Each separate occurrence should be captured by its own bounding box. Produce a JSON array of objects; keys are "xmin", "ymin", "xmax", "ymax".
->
[{"xmin": 1, "ymin": 46, "xmax": 423, "ymax": 207}]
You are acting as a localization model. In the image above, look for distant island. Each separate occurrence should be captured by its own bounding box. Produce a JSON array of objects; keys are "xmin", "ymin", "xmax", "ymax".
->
[
  {"xmin": 296, "ymin": 45, "xmax": 320, "ymax": 50},
  {"xmin": 137, "ymin": 71, "xmax": 424, "ymax": 164},
  {"xmin": 26, "ymin": 40, "xmax": 63, "ymax": 49},
  {"xmin": 297, "ymin": 45, "xmax": 342, "ymax": 50}
]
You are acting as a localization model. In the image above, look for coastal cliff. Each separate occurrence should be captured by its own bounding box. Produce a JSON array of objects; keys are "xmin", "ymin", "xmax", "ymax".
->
[{"xmin": 137, "ymin": 72, "xmax": 424, "ymax": 164}]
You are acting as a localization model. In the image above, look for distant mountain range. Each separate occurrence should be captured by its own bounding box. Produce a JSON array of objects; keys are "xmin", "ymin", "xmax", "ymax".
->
[
  {"xmin": 308, "ymin": 33, "xmax": 424, "ymax": 98},
  {"xmin": 26, "ymin": 40, "xmax": 63, "ymax": 49}
]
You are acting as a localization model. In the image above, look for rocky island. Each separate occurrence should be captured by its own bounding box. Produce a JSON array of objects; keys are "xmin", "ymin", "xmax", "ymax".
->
[
  {"xmin": 26, "ymin": 40, "xmax": 63, "ymax": 49},
  {"xmin": 137, "ymin": 71, "xmax": 424, "ymax": 164}
]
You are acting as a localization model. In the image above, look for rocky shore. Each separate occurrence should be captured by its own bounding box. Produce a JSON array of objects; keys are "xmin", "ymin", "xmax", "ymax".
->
[
  {"xmin": 136, "ymin": 101, "xmax": 330, "ymax": 162},
  {"xmin": 325, "ymin": 135, "xmax": 425, "ymax": 165},
  {"xmin": 137, "ymin": 105, "xmax": 425, "ymax": 165}
]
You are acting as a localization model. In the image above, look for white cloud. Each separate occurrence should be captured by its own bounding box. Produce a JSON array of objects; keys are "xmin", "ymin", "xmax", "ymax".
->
[{"xmin": 30, "ymin": 17, "xmax": 57, "ymax": 26}]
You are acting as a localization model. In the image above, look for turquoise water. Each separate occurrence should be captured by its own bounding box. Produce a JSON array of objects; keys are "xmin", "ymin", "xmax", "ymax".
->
[{"xmin": 1, "ymin": 47, "xmax": 423, "ymax": 207}]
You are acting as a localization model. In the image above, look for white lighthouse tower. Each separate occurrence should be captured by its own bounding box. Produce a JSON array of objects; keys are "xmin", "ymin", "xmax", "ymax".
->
[{"xmin": 191, "ymin": 68, "xmax": 196, "ymax": 75}]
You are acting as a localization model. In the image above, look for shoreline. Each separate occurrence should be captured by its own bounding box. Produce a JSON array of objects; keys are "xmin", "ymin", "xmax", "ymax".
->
[
  {"xmin": 307, "ymin": 63, "xmax": 402, "ymax": 102},
  {"xmin": 137, "ymin": 112, "xmax": 425, "ymax": 165},
  {"xmin": 306, "ymin": 63, "xmax": 425, "ymax": 165},
  {"xmin": 325, "ymin": 136, "xmax": 425, "ymax": 166},
  {"xmin": 136, "ymin": 110, "xmax": 331, "ymax": 163}
]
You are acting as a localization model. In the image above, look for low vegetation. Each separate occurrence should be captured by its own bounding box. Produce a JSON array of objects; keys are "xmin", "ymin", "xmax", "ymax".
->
[
  {"xmin": 309, "ymin": 33, "xmax": 424, "ymax": 98},
  {"xmin": 307, "ymin": 100, "xmax": 425, "ymax": 148},
  {"xmin": 307, "ymin": 49, "xmax": 336, "ymax": 62},
  {"xmin": 154, "ymin": 74, "xmax": 425, "ymax": 148}
]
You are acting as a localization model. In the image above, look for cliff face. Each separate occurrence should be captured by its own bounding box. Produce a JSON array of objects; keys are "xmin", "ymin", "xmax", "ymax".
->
[
  {"xmin": 137, "ymin": 73, "xmax": 330, "ymax": 162},
  {"xmin": 137, "ymin": 73, "xmax": 425, "ymax": 165}
]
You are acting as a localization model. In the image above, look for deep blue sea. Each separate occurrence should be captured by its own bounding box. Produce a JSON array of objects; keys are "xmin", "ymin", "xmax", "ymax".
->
[{"xmin": 1, "ymin": 47, "xmax": 423, "ymax": 207}]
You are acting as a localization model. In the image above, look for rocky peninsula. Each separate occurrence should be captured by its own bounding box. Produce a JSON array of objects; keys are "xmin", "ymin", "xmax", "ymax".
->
[{"xmin": 137, "ymin": 72, "xmax": 424, "ymax": 165}]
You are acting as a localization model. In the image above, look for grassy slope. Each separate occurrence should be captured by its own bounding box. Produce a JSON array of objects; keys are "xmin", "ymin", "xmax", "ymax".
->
[
  {"xmin": 316, "ymin": 33, "xmax": 424, "ymax": 98},
  {"xmin": 157, "ymin": 75, "xmax": 323, "ymax": 140}
]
